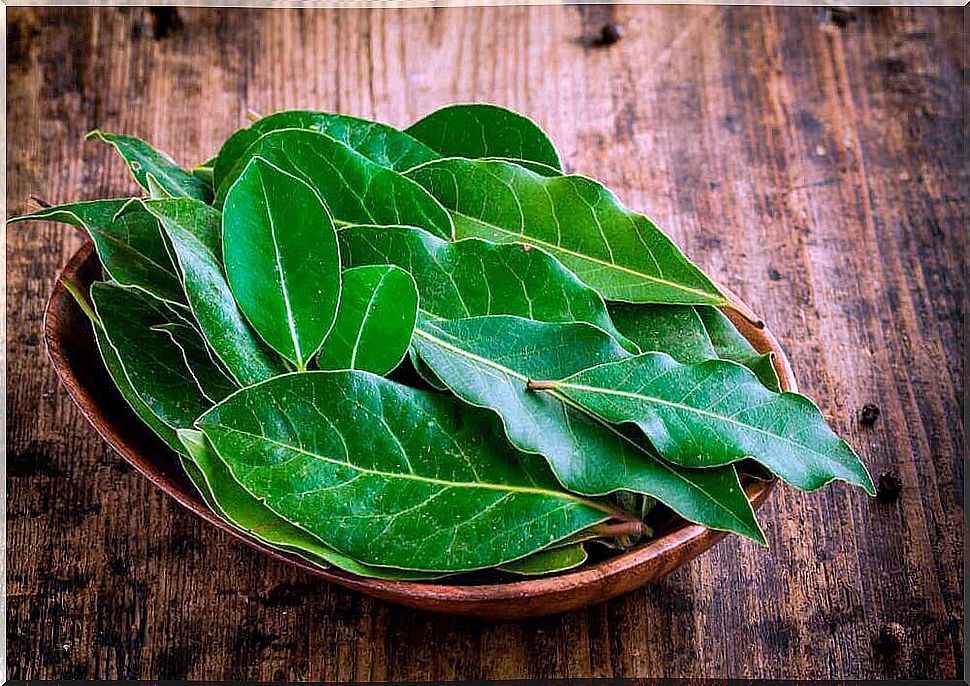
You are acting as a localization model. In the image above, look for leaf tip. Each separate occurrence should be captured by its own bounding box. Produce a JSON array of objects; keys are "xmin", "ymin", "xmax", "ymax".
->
[{"xmin": 60, "ymin": 276, "xmax": 101, "ymax": 327}]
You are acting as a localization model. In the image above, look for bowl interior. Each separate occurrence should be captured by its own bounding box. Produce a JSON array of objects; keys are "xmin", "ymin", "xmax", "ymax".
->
[{"xmin": 44, "ymin": 242, "xmax": 792, "ymax": 619}]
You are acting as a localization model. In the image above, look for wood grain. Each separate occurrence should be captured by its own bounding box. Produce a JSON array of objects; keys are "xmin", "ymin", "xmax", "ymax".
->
[{"xmin": 6, "ymin": 5, "xmax": 964, "ymax": 679}]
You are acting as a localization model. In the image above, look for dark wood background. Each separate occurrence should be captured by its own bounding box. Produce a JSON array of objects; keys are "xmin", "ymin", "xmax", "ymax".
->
[{"xmin": 6, "ymin": 5, "xmax": 964, "ymax": 680}]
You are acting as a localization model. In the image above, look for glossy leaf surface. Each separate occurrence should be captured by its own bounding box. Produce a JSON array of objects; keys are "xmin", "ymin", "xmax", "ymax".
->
[
  {"xmin": 213, "ymin": 110, "xmax": 439, "ymax": 189},
  {"xmin": 406, "ymin": 158, "xmax": 724, "ymax": 305},
  {"xmin": 63, "ymin": 258, "xmax": 189, "ymax": 454},
  {"xmin": 411, "ymin": 315, "xmax": 764, "ymax": 542},
  {"xmin": 546, "ymin": 354, "xmax": 874, "ymax": 494},
  {"xmin": 95, "ymin": 320, "xmax": 185, "ymax": 453},
  {"xmin": 87, "ymin": 131, "xmax": 212, "ymax": 202},
  {"xmin": 139, "ymin": 197, "xmax": 288, "ymax": 385},
  {"xmin": 223, "ymin": 157, "xmax": 341, "ymax": 369},
  {"xmin": 10, "ymin": 200, "xmax": 183, "ymax": 303},
  {"xmin": 177, "ymin": 430, "xmax": 443, "ymax": 580},
  {"xmin": 338, "ymin": 224, "xmax": 636, "ymax": 349},
  {"xmin": 499, "ymin": 543, "xmax": 587, "ymax": 575},
  {"xmin": 609, "ymin": 303, "xmax": 780, "ymax": 391},
  {"xmin": 91, "ymin": 282, "xmax": 222, "ymax": 438},
  {"xmin": 151, "ymin": 321, "xmax": 237, "ymax": 402},
  {"xmin": 196, "ymin": 371, "xmax": 612, "ymax": 571},
  {"xmin": 317, "ymin": 265, "xmax": 417, "ymax": 375},
  {"xmin": 407, "ymin": 104, "xmax": 562, "ymax": 170},
  {"xmin": 215, "ymin": 129, "xmax": 453, "ymax": 240}
]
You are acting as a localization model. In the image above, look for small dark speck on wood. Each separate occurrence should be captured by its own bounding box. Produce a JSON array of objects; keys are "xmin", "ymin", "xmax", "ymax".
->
[
  {"xmin": 592, "ymin": 23, "xmax": 624, "ymax": 47},
  {"xmin": 823, "ymin": 7, "xmax": 857, "ymax": 28},
  {"xmin": 859, "ymin": 403, "xmax": 881, "ymax": 426},
  {"xmin": 148, "ymin": 7, "xmax": 182, "ymax": 39},
  {"xmin": 876, "ymin": 472, "xmax": 902, "ymax": 503},
  {"xmin": 8, "ymin": 9, "xmax": 39, "ymax": 65},
  {"xmin": 875, "ymin": 622, "xmax": 906, "ymax": 652}
]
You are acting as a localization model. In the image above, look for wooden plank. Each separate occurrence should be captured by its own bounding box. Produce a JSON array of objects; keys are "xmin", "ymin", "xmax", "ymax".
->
[{"xmin": 6, "ymin": 5, "xmax": 963, "ymax": 679}]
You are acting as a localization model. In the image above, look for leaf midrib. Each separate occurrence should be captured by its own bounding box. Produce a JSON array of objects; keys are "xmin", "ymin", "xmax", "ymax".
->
[
  {"xmin": 412, "ymin": 325, "xmax": 760, "ymax": 535},
  {"xmin": 257, "ymin": 172, "xmax": 304, "ymax": 368},
  {"xmin": 551, "ymin": 378, "xmax": 841, "ymax": 463},
  {"xmin": 202, "ymin": 422, "xmax": 611, "ymax": 511},
  {"xmin": 452, "ymin": 211, "xmax": 724, "ymax": 303}
]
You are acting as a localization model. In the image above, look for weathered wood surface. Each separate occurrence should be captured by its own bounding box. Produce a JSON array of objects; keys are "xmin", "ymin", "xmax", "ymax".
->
[{"xmin": 6, "ymin": 5, "xmax": 964, "ymax": 680}]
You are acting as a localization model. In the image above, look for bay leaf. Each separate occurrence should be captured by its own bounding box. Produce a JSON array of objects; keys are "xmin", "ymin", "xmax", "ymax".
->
[
  {"xmin": 137, "ymin": 197, "xmax": 288, "ymax": 385},
  {"xmin": 86, "ymin": 131, "xmax": 212, "ymax": 202},
  {"xmin": 62, "ymin": 279, "xmax": 185, "ymax": 454},
  {"xmin": 176, "ymin": 429, "xmax": 445, "ymax": 580},
  {"xmin": 214, "ymin": 109, "xmax": 560, "ymax": 195},
  {"xmin": 213, "ymin": 110, "xmax": 440, "ymax": 190},
  {"xmin": 91, "ymin": 282, "xmax": 224, "ymax": 440},
  {"xmin": 145, "ymin": 173, "xmax": 172, "ymax": 199},
  {"xmin": 411, "ymin": 314, "xmax": 765, "ymax": 542},
  {"xmin": 498, "ymin": 158, "xmax": 562, "ymax": 177},
  {"xmin": 543, "ymin": 353, "xmax": 874, "ymax": 494},
  {"xmin": 150, "ymin": 322, "xmax": 237, "ymax": 402},
  {"xmin": 196, "ymin": 370, "xmax": 615, "ymax": 571},
  {"xmin": 405, "ymin": 158, "xmax": 725, "ymax": 305},
  {"xmin": 338, "ymin": 224, "xmax": 637, "ymax": 351},
  {"xmin": 214, "ymin": 129, "xmax": 454, "ymax": 240},
  {"xmin": 316, "ymin": 265, "xmax": 418, "ymax": 375},
  {"xmin": 223, "ymin": 156, "xmax": 342, "ymax": 370},
  {"xmin": 191, "ymin": 156, "xmax": 217, "ymax": 187},
  {"xmin": 406, "ymin": 103, "xmax": 562, "ymax": 171},
  {"xmin": 9, "ymin": 200, "xmax": 183, "ymax": 303},
  {"xmin": 608, "ymin": 303, "xmax": 781, "ymax": 391},
  {"xmin": 499, "ymin": 543, "xmax": 587, "ymax": 576}
]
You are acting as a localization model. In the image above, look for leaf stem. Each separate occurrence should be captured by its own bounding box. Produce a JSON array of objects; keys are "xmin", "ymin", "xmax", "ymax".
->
[{"xmin": 591, "ymin": 520, "xmax": 648, "ymax": 538}]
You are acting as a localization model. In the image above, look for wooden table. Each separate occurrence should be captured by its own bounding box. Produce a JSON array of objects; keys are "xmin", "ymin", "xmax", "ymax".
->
[{"xmin": 6, "ymin": 5, "xmax": 964, "ymax": 680}]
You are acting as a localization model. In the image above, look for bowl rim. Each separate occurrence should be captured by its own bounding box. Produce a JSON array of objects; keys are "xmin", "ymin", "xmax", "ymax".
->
[{"xmin": 43, "ymin": 241, "xmax": 795, "ymax": 614}]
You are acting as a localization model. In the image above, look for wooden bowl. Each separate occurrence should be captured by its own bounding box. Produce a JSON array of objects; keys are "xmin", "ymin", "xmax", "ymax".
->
[{"xmin": 44, "ymin": 242, "xmax": 796, "ymax": 620}]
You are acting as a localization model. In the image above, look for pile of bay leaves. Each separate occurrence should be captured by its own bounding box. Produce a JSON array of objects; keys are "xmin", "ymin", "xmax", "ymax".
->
[{"xmin": 15, "ymin": 104, "xmax": 873, "ymax": 580}]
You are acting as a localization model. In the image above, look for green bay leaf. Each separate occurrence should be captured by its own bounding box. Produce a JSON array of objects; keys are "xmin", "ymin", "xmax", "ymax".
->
[
  {"xmin": 317, "ymin": 265, "xmax": 418, "ymax": 375},
  {"xmin": 62, "ymin": 280, "xmax": 187, "ymax": 454},
  {"xmin": 196, "ymin": 370, "xmax": 614, "ymax": 572},
  {"xmin": 411, "ymin": 314, "xmax": 764, "ymax": 543},
  {"xmin": 406, "ymin": 158, "xmax": 724, "ymax": 305},
  {"xmin": 214, "ymin": 110, "xmax": 440, "ymax": 190},
  {"xmin": 91, "ymin": 282, "xmax": 225, "ymax": 440},
  {"xmin": 215, "ymin": 129, "xmax": 453, "ymax": 240},
  {"xmin": 138, "ymin": 197, "xmax": 288, "ymax": 385},
  {"xmin": 176, "ymin": 429, "xmax": 444, "ymax": 580},
  {"xmin": 338, "ymin": 224, "xmax": 637, "ymax": 351},
  {"xmin": 86, "ymin": 131, "xmax": 212, "ymax": 202},
  {"xmin": 93, "ymin": 313, "xmax": 186, "ymax": 454},
  {"xmin": 150, "ymin": 321, "xmax": 237, "ymax": 402},
  {"xmin": 214, "ymin": 109, "xmax": 561, "ymax": 195},
  {"xmin": 223, "ymin": 157, "xmax": 342, "ymax": 370},
  {"xmin": 545, "ymin": 354, "xmax": 874, "ymax": 494},
  {"xmin": 9, "ymin": 200, "xmax": 183, "ymax": 303},
  {"xmin": 608, "ymin": 303, "xmax": 780, "ymax": 391},
  {"xmin": 499, "ymin": 542, "xmax": 587, "ymax": 576},
  {"xmin": 406, "ymin": 104, "xmax": 562, "ymax": 171}
]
